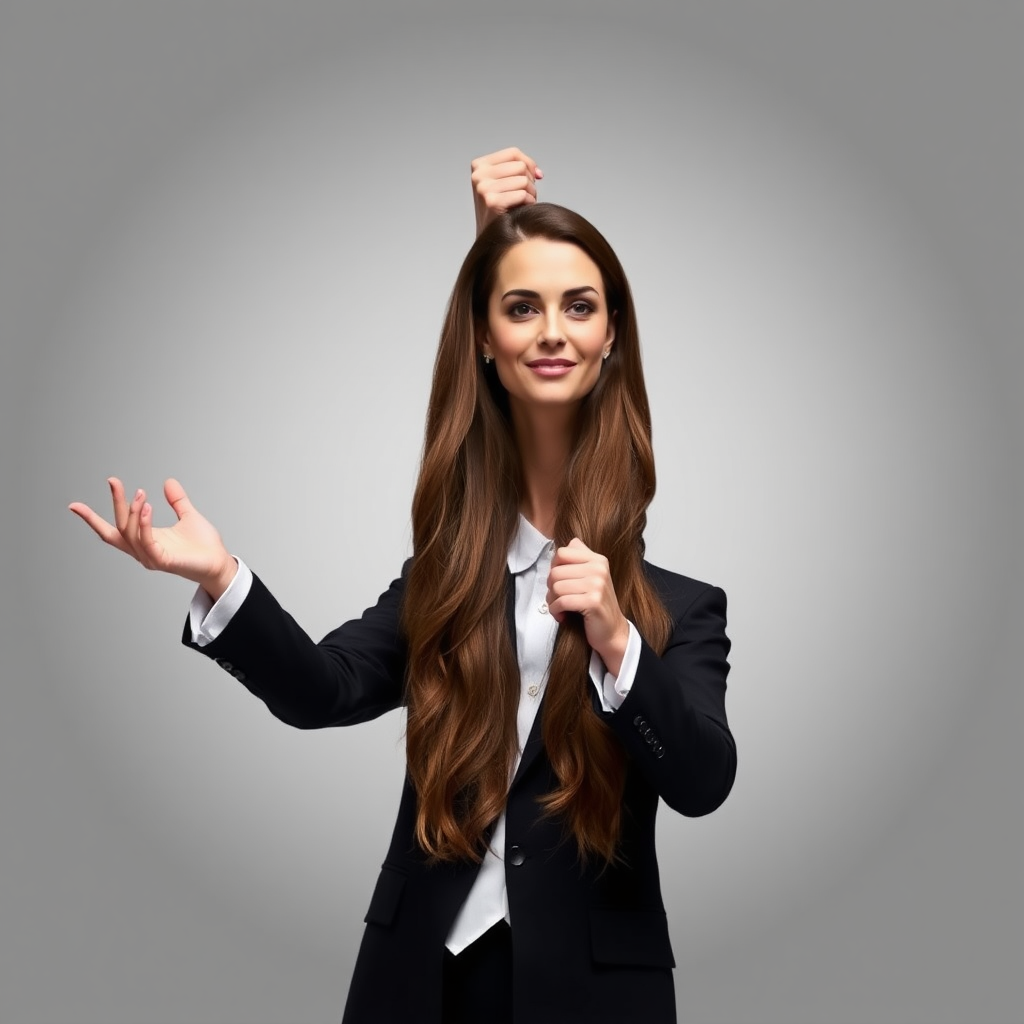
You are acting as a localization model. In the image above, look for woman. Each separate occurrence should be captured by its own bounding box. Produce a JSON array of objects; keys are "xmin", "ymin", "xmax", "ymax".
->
[{"xmin": 70, "ymin": 149, "xmax": 736, "ymax": 1024}]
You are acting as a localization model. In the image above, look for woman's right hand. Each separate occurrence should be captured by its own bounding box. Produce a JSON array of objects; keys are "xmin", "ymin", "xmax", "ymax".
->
[
  {"xmin": 471, "ymin": 146, "xmax": 543, "ymax": 236},
  {"xmin": 69, "ymin": 477, "xmax": 237, "ymax": 601}
]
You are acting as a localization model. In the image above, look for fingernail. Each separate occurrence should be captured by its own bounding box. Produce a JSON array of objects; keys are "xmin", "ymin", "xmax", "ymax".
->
[
  {"xmin": 536, "ymin": 168, "xmax": 543, "ymax": 178},
  {"xmin": 142, "ymin": 503, "xmax": 151, "ymax": 516},
  {"xmin": 135, "ymin": 489, "xmax": 143, "ymax": 501}
]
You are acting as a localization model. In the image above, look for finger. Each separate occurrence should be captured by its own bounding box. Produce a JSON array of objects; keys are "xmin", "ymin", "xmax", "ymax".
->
[
  {"xmin": 482, "ymin": 186, "xmax": 538, "ymax": 213},
  {"xmin": 482, "ymin": 160, "xmax": 537, "ymax": 185},
  {"xmin": 474, "ymin": 174, "xmax": 538, "ymax": 205},
  {"xmin": 548, "ymin": 581, "xmax": 607, "ymax": 624},
  {"xmin": 477, "ymin": 146, "xmax": 530, "ymax": 165},
  {"xmin": 471, "ymin": 161, "xmax": 542, "ymax": 195},
  {"xmin": 471, "ymin": 147, "xmax": 520, "ymax": 170},
  {"xmin": 164, "ymin": 477, "xmax": 195, "ymax": 521},
  {"xmin": 479, "ymin": 180, "xmax": 539, "ymax": 207},
  {"xmin": 546, "ymin": 572, "xmax": 600, "ymax": 619},
  {"xmin": 121, "ymin": 487, "xmax": 149, "ymax": 561},
  {"xmin": 477, "ymin": 173, "xmax": 538, "ymax": 196},
  {"xmin": 551, "ymin": 539, "xmax": 596, "ymax": 566},
  {"xmin": 137, "ymin": 501, "xmax": 164, "ymax": 569},
  {"xmin": 68, "ymin": 502, "xmax": 131, "ymax": 554},
  {"xmin": 108, "ymin": 476, "xmax": 131, "ymax": 532},
  {"xmin": 471, "ymin": 147, "xmax": 540, "ymax": 177},
  {"xmin": 548, "ymin": 592, "xmax": 599, "ymax": 621},
  {"xmin": 549, "ymin": 573, "xmax": 600, "ymax": 597}
]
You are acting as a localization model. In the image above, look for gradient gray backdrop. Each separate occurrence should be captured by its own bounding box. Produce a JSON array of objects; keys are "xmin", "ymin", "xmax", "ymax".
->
[{"xmin": 2, "ymin": 3, "xmax": 1021, "ymax": 1022}]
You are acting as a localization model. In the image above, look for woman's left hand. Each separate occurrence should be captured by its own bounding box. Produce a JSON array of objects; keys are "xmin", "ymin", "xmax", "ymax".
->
[{"xmin": 547, "ymin": 538, "xmax": 630, "ymax": 676}]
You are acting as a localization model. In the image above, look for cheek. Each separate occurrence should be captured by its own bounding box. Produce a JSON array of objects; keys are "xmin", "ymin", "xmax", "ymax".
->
[
  {"xmin": 488, "ymin": 333, "xmax": 521, "ymax": 388},
  {"xmin": 579, "ymin": 320, "xmax": 611, "ymax": 354},
  {"xmin": 492, "ymin": 327, "xmax": 515, "ymax": 353}
]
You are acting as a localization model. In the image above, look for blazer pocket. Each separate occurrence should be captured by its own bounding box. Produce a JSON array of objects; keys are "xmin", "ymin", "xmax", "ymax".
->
[
  {"xmin": 363, "ymin": 864, "xmax": 407, "ymax": 928},
  {"xmin": 589, "ymin": 907, "xmax": 676, "ymax": 969}
]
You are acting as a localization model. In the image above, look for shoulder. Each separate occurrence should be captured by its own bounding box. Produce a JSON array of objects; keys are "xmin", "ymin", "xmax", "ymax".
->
[{"xmin": 641, "ymin": 559, "xmax": 726, "ymax": 618}]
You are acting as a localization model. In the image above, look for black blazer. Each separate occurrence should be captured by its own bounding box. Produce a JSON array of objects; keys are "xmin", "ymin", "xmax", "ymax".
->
[{"xmin": 183, "ymin": 560, "xmax": 735, "ymax": 1024}]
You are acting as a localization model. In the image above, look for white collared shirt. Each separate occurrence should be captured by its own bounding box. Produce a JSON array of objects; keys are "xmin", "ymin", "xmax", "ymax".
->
[{"xmin": 188, "ymin": 515, "xmax": 642, "ymax": 954}]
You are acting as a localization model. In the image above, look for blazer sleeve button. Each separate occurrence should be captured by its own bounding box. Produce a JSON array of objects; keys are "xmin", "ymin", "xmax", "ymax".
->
[{"xmin": 509, "ymin": 845, "xmax": 526, "ymax": 867}]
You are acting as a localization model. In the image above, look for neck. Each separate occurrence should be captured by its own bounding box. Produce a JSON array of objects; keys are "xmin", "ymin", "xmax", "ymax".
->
[{"xmin": 510, "ymin": 400, "xmax": 578, "ymax": 539}]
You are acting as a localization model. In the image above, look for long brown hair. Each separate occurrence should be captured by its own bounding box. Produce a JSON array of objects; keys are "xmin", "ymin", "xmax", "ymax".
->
[{"xmin": 403, "ymin": 203, "xmax": 672, "ymax": 865}]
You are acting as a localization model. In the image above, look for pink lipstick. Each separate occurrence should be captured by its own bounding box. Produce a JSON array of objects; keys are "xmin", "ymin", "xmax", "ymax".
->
[{"xmin": 526, "ymin": 358, "xmax": 576, "ymax": 377}]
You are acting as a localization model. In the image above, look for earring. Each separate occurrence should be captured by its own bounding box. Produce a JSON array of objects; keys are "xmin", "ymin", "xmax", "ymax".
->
[
  {"xmin": 602, "ymin": 350, "xmax": 610, "ymax": 360},
  {"xmin": 483, "ymin": 353, "xmax": 493, "ymax": 364}
]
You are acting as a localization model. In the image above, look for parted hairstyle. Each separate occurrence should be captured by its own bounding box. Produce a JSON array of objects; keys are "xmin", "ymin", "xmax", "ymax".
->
[{"xmin": 403, "ymin": 203, "xmax": 673, "ymax": 865}]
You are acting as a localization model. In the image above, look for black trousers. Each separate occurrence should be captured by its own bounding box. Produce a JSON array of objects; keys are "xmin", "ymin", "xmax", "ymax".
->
[{"xmin": 441, "ymin": 920, "xmax": 513, "ymax": 1024}]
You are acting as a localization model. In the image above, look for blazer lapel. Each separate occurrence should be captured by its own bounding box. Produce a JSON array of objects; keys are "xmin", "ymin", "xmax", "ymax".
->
[{"xmin": 510, "ymin": 700, "xmax": 546, "ymax": 792}]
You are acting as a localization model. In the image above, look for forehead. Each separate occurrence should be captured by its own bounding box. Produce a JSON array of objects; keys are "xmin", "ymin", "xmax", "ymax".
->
[{"xmin": 492, "ymin": 238, "xmax": 603, "ymax": 294}]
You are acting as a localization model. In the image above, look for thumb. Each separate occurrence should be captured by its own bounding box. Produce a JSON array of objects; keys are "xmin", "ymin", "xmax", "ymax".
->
[
  {"xmin": 164, "ymin": 478, "xmax": 196, "ymax": 520},
  {"xmin": 567, "ymin": 537, "xmax": 588, "ymax": 551}
]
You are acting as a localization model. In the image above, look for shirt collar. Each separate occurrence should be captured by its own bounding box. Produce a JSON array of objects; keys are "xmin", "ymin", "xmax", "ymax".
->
[{"xmin": 507, "ymin": 514, "xmax": 554, "ymax": 574}]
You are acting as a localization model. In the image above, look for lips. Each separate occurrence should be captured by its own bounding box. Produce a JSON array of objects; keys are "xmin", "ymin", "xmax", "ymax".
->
[{"xmin": 526, "ymin": 358, "xmax": 577, "ymax": 378}]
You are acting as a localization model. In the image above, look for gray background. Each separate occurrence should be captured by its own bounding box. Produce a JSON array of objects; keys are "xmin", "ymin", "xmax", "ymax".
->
[{"xmin": 2, "ymin": 2, "xmax": 1021, "ymax": 1022}]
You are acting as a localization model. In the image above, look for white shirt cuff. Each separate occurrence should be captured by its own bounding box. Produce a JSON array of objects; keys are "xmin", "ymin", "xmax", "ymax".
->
[
  {"xmin": 588, "ymin": 621, "xmax": 642, "ymax": 712},
  {"xmin": 188, "ymin": 557, "xmax": 253, "ymax": 647}
]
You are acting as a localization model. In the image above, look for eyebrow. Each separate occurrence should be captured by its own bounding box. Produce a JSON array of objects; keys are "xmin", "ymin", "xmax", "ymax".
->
[{"xmin": 500, "ymin": 286, "xmax": 600, "ymax": 302}]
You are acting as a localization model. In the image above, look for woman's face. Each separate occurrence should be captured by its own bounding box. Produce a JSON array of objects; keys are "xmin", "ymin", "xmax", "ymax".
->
[{"xmin": 483, "ymin": 237, "xmax": 615, "ymax": 414}]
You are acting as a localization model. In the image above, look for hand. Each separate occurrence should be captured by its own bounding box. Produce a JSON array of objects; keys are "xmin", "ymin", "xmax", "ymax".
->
[
  {"xmin": 471, "ymin": 146, "xmax": 543, "ymax": 236},
  {"xmin": 546, "ymin": 538, "xmax": 630, "ymax": 676},
  {"xmin": 69, "ymin": 477, "xmax": 237, "ymax": 600}
]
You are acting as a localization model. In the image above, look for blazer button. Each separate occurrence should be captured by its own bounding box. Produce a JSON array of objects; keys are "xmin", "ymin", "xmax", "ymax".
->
[{"xmin": 509, "ymin": 845, "xmax": 526, "ymax": 867}]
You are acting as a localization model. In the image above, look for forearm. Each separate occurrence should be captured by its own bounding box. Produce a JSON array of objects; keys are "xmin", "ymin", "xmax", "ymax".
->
[
  {"xmin": 603, "ymin": 584, "xmax": 736, "ymax": 816},
  {"xmin": 183, "ymin": 567, "xmax": 410, "ymax": 729}
]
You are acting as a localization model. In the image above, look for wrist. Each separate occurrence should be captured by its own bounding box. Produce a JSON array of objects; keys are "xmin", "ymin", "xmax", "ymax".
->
[
  {"xmin": 201, "ymin": 555, "xmax": 237, "ymax": 603},
  {"xmin": 596, "ymin": 618, "xmax": 630, "ymax": 678}
]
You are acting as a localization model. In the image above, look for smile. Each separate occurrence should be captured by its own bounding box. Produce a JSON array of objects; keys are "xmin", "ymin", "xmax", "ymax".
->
[{"xmin": 526, "ymin": 358, "xmax": 576, "ymax": 377}]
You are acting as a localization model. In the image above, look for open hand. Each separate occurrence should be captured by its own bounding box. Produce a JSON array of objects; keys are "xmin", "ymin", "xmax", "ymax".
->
[
  {"xmin": 471, "ymin": 146, "xmax": 543, "ymax": 236},
  {"xmin": 69, "ymin": 477, "xmax": 237, "ymax": 599},
  {"xmin": 546, "ymin": 537, "xmax": 630, "ymax": 675}
]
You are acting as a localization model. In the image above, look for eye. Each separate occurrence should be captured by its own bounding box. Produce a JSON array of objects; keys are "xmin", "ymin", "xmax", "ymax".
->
[
  {"xmin": 567, "ymin": 300, "xmax": 595, "ymax": 317},
  {"xmin": 509, "ymin": 302, "xmax": 536, "ymax": 318}
]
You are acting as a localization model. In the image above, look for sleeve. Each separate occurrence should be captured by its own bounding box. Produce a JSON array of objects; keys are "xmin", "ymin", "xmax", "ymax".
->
[
  {"xmin": 588, "ymin": 621, "xmax": 642, "ymax": 712},
  {"xmin": 188, "ymin": 557, "xmax": 252, "ymax": 646},
  {"xmin": 181, "ymin": 561, "xmax": 411, "ymax": 729},
  {"xmin": 600, "ymin": 583, "xmax": 736, "ymax": 817}
]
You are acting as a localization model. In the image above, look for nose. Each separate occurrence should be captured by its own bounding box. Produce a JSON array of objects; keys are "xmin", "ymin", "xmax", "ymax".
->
[{"xmin": 538, "ymin": 307, "xmax": 565, "ymax": 347}]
